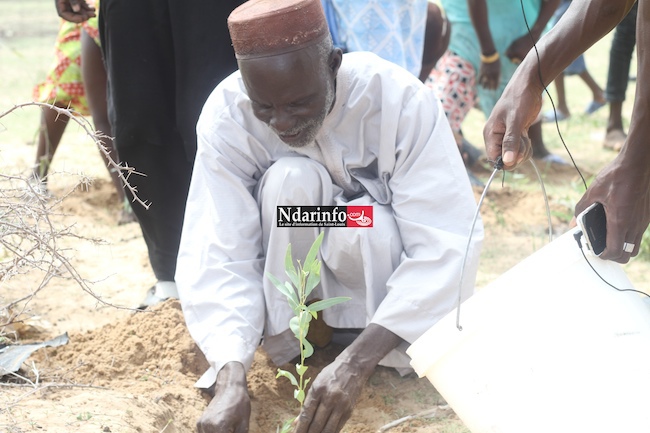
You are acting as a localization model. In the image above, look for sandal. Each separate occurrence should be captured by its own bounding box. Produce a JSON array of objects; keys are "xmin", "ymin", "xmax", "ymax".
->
[
  {"xmin": 136, "ymin": 281, "xmax": 179, "ymax": 310},
  {"xmin": 585, "ymin": 100, "xmax": 606, "ymax": 115},
  {"xmin": 535, "ymin": 153, "xmax": 570, "ymax": 166},
  {"xmin": 542, "ymin": 109, "xmax": 570, "ymax": 123}
]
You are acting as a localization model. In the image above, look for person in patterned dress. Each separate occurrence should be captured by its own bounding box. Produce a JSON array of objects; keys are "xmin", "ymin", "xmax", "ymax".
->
[
  {"xmin": 32, "ymin": 2, "xmax": 136, "ymax": 224},
  {"xmin": 425, "ymin": 0, "xmax": 566, "ymax": 177}
]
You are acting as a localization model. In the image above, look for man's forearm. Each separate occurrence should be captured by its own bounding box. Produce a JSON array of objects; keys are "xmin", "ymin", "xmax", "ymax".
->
[
  {"xmin": 620, "ymin": 0, "xmax": 650, "ymax": 170},
  {"xmin": 337, "ymin": 323, "xmax": 403, "ymax": 376},
  {"xmin": 518, "ymin": 0, "xmax": 634, "ymax": 91},
  {"xmin": 216, "ymin": 361, "xmax": 247, "ymax": 390}
]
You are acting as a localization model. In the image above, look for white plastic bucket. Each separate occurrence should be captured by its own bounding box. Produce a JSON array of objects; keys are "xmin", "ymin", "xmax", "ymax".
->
[{"xmin": 407, "ymin": 228, "xmax": 650, "ymax": 433}]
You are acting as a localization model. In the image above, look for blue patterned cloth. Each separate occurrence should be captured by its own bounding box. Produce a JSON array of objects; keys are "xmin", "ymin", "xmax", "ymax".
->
[{"xmin": 325, "ymin": 0, "xmax": 428, "ymax": 77}]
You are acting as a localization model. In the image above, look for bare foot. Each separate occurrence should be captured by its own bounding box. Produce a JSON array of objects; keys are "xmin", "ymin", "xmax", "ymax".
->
[{"xmin": 603, "ymin": 129, "xmax": 626, "ymax": 152}]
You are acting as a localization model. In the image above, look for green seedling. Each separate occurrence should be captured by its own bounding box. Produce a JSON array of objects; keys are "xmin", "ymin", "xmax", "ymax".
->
[
  {"xmin": 266, "ymin": 232, "xmax": 350, "ymax": 433},
  {"xmin": 76, "ymin": 412, "xmax": 93, "ymax": 421}
]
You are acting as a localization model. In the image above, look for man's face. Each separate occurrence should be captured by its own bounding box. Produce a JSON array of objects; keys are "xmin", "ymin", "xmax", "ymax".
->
[{"xmin": 240, "ymin": 46, "xmax": 340, "ymax": 148}]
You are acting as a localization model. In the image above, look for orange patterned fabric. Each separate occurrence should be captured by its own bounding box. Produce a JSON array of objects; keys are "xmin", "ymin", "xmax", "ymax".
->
[{"xmin": 32, "ymin": 0, "xmax": 100, "ymax": 116}]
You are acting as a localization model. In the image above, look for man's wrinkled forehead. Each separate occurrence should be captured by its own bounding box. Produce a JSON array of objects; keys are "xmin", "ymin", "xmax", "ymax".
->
[
  {"xmin": 228, "ymin": 0, "xmax": 330, "ymax": 60},
  {"xmin": 238, "ymin": 46, "xmax": 327, "ymax": 100}
]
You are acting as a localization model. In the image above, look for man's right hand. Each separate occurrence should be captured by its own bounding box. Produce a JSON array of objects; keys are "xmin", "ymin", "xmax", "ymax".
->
[
  {"xmin": 54, "ymin": 0, "xmax": 95, "ymax": 23},
  {"xmin": 483, "ymin": 59, "xmax": 540, "ymax": 169},
  {"xmin": 197, "ymin": 362, "xmax": 251, "ymax": 433}
]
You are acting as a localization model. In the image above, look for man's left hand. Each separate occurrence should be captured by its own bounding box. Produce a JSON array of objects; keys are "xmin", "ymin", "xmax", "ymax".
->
[
  {"xmin": 292, "ymin": 356, "xmax": 368, "ymax": 433},
  {"xmin": 292, "ymin": 323, "xmax": 403, "ymax": 433}
]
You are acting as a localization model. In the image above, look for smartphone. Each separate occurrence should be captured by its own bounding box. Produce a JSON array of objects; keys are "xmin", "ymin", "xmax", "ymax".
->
[{"xmin": 576, "ymin": 202, "xmax": 607, "ymax": 256}]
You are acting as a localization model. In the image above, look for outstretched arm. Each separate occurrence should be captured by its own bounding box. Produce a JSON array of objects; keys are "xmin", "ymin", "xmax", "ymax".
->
[
  {"xmin": 293, "ymin": 324, "xmax": 402, "ymax": 433},
  {"xmin": 483, "ymin": 0, "xmax": 634, "ymax": 168},
  {"xmin": 54, "ymin": 0, "xmax": 95, "ymax": 23},
  {"xmin": 483, "ymin": 0, "xmax": 649, "ymax": 263}
]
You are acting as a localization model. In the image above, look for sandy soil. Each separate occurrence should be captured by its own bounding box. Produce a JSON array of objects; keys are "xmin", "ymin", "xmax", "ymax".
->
[
  {"xmin": 0, "ymin": 134, "xmax": 468, "ymax": 433},
  {"xmin": 1, "ymin": 112, "xmax": 649, "ymax": 433},
  {"xmin": 3, "ymin": 3, "xmax": 649, "ymax": 432}
]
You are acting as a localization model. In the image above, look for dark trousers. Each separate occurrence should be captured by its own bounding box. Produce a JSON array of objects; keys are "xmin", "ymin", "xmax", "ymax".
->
[
  {"xmin": 99, "ymin": 0, "xmax": 244, "ymax": 281},
  {"xmin": 604, "ymin": 2, "xmax": 637, "ymax": 103}
]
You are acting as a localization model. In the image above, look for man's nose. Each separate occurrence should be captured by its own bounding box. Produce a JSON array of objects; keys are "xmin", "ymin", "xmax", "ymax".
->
[{"xmin": 269, "ymin": 109, "xmax": 295, "ymax": 133}]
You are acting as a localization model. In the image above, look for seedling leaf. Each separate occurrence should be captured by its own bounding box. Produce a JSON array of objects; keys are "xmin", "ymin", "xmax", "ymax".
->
[
  {"xmin": 287, "ymin": 296, "xmax": 299, "ymax": 314},
  {"xmin": 276, "ymin": 369, "xmax": 299, "ymax": 387},
  {"xmin": 289, "ymin": 316, "xmax": 301, "ymax": 339},
  {"xmin": 303, "ymin": 232, "xmax": 324, "ymax": 269},
  {"xmin": 266, "ymin": 272, "xmax": 298, "ymax": 304},
  {"xmin": 284, "ymin": 244, "xmax": 300, "ymax": 289},
  {"xmin": 295, "ymin": 363, "xmax": 308, "ymax": 376},
  {"xmin": 277, "ymin": 418, "xmax": 295, "ymax": 433},
  {"xmin": 307, "ymin": 297, "xmax": 351, "ymax": 312},
  {"xmin": 304, "ymin": 266, "xmax": 321, "ymax": 297},
  {"xmin": 302, "ymin": 338, "xmax": 314, "ymax": 358},
  {"xmin": 294, "ymin": 388, "xmax": 306, "ymax": 404},
  {"xmin": 298, "ymin": 310, "xmax": 312, "ymax": 337}
]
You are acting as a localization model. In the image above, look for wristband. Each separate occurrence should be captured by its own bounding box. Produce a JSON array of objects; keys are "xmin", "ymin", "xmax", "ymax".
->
[{"xmin": 480, "ymin": 51, "xmax": 500, "ymax": 64}]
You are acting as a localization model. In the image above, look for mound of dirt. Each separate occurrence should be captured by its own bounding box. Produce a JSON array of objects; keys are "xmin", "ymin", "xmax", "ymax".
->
[{"xmin": 4, "ymin": 299, "xmax": 459, "ymax": 433}]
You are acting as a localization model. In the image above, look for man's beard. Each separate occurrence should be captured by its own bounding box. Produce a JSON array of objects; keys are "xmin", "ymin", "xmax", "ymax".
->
[{"xmin": 271, "ymin": 83, "xmax": 335, "ymax": 148}]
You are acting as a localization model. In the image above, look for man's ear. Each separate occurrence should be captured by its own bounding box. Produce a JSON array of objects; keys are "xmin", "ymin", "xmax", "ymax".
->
[{"xmin": 328, "ymin": 48, "xmax": 343, "ymax": 75}]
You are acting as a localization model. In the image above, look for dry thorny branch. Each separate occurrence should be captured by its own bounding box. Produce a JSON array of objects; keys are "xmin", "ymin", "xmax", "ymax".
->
[
  {"xmin": 0, "ymin": 102, "xmax": 147, "ymax": 345},
  {"xmin": 1, "ymin": 101, "xmax": 149, "ymax": 210}
]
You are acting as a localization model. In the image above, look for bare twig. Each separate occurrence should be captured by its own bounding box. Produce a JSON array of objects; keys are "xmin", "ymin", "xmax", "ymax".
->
[
  {"xmin": 376, "ymin": 406, "xmax": 445, "ymax": 433},
  {"xmin": 0, "ymin": 382, "xmax": 107, "ymax": 411},
  {"xmin": 159, "ymin": 419, "xmax": 174, "ymax": 433}
]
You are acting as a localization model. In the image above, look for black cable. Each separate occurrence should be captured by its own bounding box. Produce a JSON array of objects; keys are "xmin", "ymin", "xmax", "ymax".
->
[
  {"xmin": 573, "ymin": 230, "xmax": 650, "ymax": 298},
  {"xmin": 520, "ymin": 0, "xmax": 649, "ymax": 299},
  {"xmin": 519, "ymin": 0, "xmax": 587, "ymax": 191}
]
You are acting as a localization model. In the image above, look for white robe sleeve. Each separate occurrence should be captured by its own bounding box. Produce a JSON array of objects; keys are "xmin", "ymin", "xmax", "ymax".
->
[{"xmin": 176, "ymin": 93, "xmax": 269, "ymax": 377}]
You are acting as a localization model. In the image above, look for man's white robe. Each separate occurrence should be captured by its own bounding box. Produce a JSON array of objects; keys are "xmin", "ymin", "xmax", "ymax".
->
[{"xmin": 176, "ymin": 52, "xmax": 483, "ymax": 386}]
